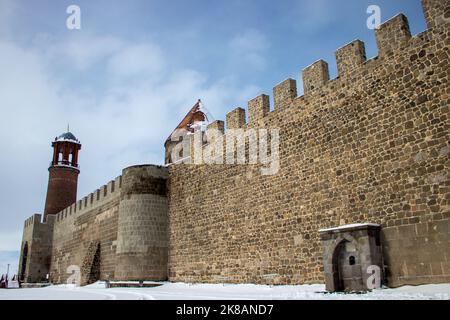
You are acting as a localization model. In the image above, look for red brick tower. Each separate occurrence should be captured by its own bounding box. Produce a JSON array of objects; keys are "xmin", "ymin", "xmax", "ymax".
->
[{"xmin": 43, "ymin": 130, "xmax": 81, "ymax": 220}]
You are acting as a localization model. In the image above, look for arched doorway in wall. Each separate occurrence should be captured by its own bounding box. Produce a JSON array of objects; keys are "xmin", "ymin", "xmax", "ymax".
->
[
  {"xmin": 320, "ymin": 223, "xmax": 383, "ymax": 292},
  {"xmin": 331, "ymin": 239, "xmax": 363, "ymax": 292},
  {"xmin": 20, "ymin": 242, "xmax": 29, "ymax": 282}
]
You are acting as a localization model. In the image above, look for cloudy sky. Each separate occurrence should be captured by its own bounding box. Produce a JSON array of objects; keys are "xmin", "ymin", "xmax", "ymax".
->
[{"xmin": 0, "ymin": 0, "xmax": 426, "ymax": 275}]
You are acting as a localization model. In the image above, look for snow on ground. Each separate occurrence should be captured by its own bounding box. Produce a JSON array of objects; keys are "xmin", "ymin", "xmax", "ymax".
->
[{"xmin": 0, "ymin": 282, "xmax": 449, "ymax": 300}]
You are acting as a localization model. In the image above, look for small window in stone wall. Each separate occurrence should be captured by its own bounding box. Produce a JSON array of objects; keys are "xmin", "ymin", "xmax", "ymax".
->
[{"xmin": 349, "ymin": 256, "xmax": 356, "ymax": 265}]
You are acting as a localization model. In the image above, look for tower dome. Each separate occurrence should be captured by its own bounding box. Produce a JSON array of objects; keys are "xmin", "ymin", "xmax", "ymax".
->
[{"xmin": 57, "ymin": 131, "xmax": 79, "ymax": 142}]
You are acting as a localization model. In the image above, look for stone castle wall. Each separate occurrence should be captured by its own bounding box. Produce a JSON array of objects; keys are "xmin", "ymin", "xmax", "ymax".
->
[
  {"xmin": 115, "ymin": 165, "xmax": 169, "ymax": 281},
  {"xmin": 18, "ymin": 214, "xmax": 54, "ymax": 283},
  {"xmin": 167, "ymin": 1, "xmax": 449, "ymax": 287},
  {"xmin": 18, "ymin": 0, "xmax": 449, "ymax": 288},
  {"xmin": 49, "ymin": 175, "xmax": 122, "ymax": 283},
  {"xmin": 20, "ymin": 165, "xmax": 169, "ymax": 284}
]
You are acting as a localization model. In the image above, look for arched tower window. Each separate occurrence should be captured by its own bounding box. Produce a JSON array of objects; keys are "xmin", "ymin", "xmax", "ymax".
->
[{"xmin": 51, "ymin": 131, "xmax": 81, "ymax": 168}]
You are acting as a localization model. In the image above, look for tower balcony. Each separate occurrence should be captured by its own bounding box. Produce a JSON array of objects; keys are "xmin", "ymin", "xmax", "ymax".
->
[{"xmin": 50, "ymin": 160, "xmax": 80, "ymax": 170}]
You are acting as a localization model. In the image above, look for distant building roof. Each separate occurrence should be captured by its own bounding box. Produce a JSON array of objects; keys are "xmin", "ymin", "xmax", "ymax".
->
[{"xmin": 165, "ymin": 99, "xmax": 208, "ymax": 145}]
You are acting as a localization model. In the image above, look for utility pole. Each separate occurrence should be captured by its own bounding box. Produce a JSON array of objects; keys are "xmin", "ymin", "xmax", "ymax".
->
[{"xmin": 6, "ymin": 264, "xmax": 10, "ymax": 277}]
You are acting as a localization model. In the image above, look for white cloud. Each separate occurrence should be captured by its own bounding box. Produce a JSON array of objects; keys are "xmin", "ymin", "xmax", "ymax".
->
[
  {"xmin": 38, "ymin": 34, "xmax": 166, "ymax": 80},
  {"xmin": 291, "ymin": 0, "xmax": 339, "ymax": 31},
  {"xmin": 0, "ymin": 26, "xmax": 263, "ymax": 253},
  {"xmin": 107, "ymin": 43, "xmax": 166, "ymax": 78},
  {"xmin": 0, "ymin": 41, "xmax": 63, "ymax": 143},
  {"xmin": 0, "ymin": 231, "xmax": 22, "ymax": 252},
  {"xmin": 0, "ymin": 0, "xmax": 17, "ymax": 38},
  {"xmin": 229, "ymin": 29, "xmax": 270, "ymax": 71},
  {"xmin": 230, "ymin": 29, "xmax": 269, "ymax": 53},
  {"xmin": 39, "ymin": 33, "xmax": 124, "ymax": 71},
  {"xmin": 0, "ymin": 251, "xmax": 20, "ymax": 276}
]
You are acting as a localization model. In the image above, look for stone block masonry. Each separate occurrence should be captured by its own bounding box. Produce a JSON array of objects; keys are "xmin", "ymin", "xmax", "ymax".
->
[
  {"xmin": 19, "ymin": 0, "xmax": 449, "ymax": 288},
  {"xmin": 18, "ymin": 214, "xmax": 55, "ymax": 283},
  {"xmin": 115, "ymin": 165, "xmax": 169, "ymax": 281},
  {"xmin": 20, "ymin": 165, "xmax": 169, "ymax": 284},
  {"xmin": 49, "ymin": 175, "xmax": 123, "ymax": 283},
  {"xmin": 167, "ymin": 0, "xmax": 450, "ymax": 287}
]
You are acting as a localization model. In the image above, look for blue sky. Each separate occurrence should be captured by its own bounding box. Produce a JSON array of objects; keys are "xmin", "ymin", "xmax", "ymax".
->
[{"xmin": 0, "ymin": 0, "xmax": 427, "ymax": 275}]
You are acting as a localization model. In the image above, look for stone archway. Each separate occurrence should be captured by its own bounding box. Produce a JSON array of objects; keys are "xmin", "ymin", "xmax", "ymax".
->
[
  {"xmin": 331, "ymin": 237, "xmax": 363, "ymax": 292},
  {"xmin": 331, "ymin": 240, "xmax": 345, "ymax": 291},
  {"xmin": 20, "ymin": 242, "xmax": 29, "ymax": 282},
  {"xmin": 319, "ymin": 223, "xmax": 383, "ymax": 292}
]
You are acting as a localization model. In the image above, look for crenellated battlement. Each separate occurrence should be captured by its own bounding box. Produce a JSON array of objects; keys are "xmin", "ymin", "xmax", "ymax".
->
[
  {"xmin": 422, "ymin": 0, "xmax": 450, "ymax": 29},
  {"xmin": 54, "ymin": 175, "xmax": 123, "ymax": 224},
  {"xmin": 201, "ymin": 0, "xmax": 448, "ymax": 136},
  {"xmin": 375, "ymin": 14, "xmax": 411, "ymax": 57},
  {"xmin": 167, "ymin": 0, "xmax": 450, "ymax": 287},
  {"xmin": 273, "ymin": 78, "xmax": 297, "ymax": 109},
  {"xmin": 207, "ymin": 120, "xmax": 225, "ymax": 134},
  {"xmin": 20, "ymin": 214, "xmax": 54, "ymax": 283},
  {"xmin": 335, "ymin": 40, "xmax": 366, "ymax": 76},
  {"xmin": 226, "ymin": 107, "xmax": 246, "ymax": 130},
  {"xmin": 53, "ymin": 165, "xmax": 169, "ymax": 224},
  {"xmin": 168, "ymin": 1, "xmax": 449, "ymax": 166},
  {"xmin": 248, "ymin": 94, "xmax": 270, "ymax": 125},
  {"xmin": 302, "ymin": 60, "xmax": 329, "ymax": 94},
  {"xmin": 23, "ymin": 213, "xmax": 55, "ymax": 229},
  {"xmin": 24, "ymin": 214, "xmax": 42, "ymax": 229}
]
